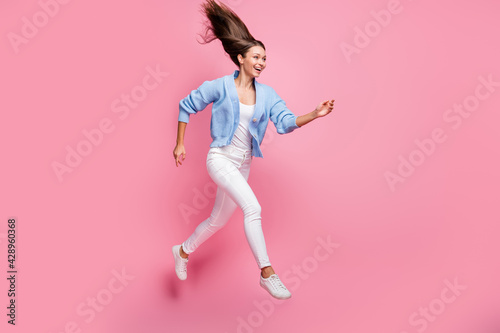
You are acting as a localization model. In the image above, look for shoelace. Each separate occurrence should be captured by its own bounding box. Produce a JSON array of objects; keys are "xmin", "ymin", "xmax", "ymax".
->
[
  {"xmin": 177, "ymin": 256, "xmax": 188, "ymax": 272},
  {"xmin": 269, "ymin": 275, "xmax": 287, "ymax": 291}
]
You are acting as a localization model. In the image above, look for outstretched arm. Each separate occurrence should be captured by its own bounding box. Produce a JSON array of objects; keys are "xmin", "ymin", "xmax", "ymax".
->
[{"xmin": 295, "ymin": 99, "xmax": 335, "ymax": 127}]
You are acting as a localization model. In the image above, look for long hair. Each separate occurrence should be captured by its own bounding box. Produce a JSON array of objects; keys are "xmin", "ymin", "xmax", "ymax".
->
[{"xmin": 198, "ymin": 0, "xmax": 265, "ymax": 68}]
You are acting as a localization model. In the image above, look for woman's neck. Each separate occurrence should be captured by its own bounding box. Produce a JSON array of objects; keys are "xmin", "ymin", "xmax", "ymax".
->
[{"xmin": 235, "ymin": 69, "xmax": 254, "ymax": 91}]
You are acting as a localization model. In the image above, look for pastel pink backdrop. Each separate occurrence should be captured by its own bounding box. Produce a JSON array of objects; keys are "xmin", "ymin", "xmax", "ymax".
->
[{"xmin": 1, "ymin": 0, "xmax": 499, "ymax": 332}]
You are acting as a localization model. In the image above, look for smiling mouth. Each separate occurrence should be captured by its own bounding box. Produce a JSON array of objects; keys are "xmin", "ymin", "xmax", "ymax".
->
[{"xmin": 254, "ymin": 67, "xmax": 262, "ymax": 72}]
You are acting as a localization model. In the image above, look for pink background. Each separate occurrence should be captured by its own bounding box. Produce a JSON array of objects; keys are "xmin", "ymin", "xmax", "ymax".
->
[{"xmin": 1, "ymin": 0, "xmax": 499, "ymax": 332}]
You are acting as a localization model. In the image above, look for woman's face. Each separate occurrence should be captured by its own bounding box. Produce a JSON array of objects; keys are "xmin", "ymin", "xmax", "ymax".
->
[{"xmin": 239, "ymin": 46, "xmax": 266, "ymax": 78}]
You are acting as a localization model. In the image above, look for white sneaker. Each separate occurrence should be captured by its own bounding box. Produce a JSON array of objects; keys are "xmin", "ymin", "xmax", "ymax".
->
[
  {"xmin": 260, "ymin": 274, "xmax": 292, "ymax": 299},
  {"xmin": 172, "ymin": 245, "xmax": 188, "ymax": 280}
]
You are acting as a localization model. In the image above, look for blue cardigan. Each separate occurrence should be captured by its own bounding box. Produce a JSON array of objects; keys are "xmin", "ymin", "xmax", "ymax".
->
[{"xmin": 178, "ymin": 70, "xmax": 300, "ymax": 158}]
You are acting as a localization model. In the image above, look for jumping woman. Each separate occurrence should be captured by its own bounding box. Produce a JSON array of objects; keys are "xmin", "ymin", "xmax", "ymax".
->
[{"xmin": 172, "ymin": 0, "xmax": 334, "ymax": 299}]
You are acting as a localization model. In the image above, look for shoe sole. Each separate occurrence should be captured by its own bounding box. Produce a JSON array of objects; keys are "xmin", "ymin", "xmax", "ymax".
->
[{"xmin": 260, "ymin": 280, "xmax": 291, "ymax": 300}]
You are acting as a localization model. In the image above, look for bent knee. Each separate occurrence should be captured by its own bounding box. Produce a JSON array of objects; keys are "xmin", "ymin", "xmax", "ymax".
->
[
  {"xmin": 242, "ymin": 201, "xmax": 261, "ymax": 219},
  {"xmin": 207, "ymin": 215, "xmax": 229, "ymax": 230}
]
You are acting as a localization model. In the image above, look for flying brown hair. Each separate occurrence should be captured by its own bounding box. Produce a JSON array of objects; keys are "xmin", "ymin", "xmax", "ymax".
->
[{"xmin": 198, "ymin": 0, "xmax": 265, "ymax": 68}]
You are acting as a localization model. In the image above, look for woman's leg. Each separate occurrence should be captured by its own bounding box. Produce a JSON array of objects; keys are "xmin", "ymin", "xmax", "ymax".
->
[
  {"xmin": 210, "ymin": 151, "xmax": 286, "ymax": 298},
  {"xmin": 205, "ymin": 150, "xmax": 272, "ymax": 269},
  {"xmin": 175, "ymin": 148, "xmax": 291, "ymax": 298},
  {"xmin": 181, "ymin": 185, "xmax": 238, "ymax": 255}
]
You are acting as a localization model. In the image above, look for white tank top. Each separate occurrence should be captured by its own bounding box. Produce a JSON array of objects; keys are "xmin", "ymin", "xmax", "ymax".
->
[{"xmin": 230, "ymin": 102, "xmax": 255, "ymax": 150}]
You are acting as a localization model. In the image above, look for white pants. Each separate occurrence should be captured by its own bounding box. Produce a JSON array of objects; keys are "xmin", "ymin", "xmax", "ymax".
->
[{"xmin": 181, "ymin": 144, "xmax": 272, "ymax": 269}]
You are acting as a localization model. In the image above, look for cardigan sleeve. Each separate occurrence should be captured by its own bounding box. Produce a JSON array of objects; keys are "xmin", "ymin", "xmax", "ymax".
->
[
  {"xmin": 178, "ymin": 79, "xmax": 219, "ymax": 123},
  {"xmin": 269, "ymin": 88, "xmax": 300, "ymax": 134}
]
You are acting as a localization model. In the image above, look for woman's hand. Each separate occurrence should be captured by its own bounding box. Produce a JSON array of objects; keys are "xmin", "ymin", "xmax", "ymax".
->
[
  {"xmin": 295, "ymin": 99, "xmax": 335, "ymax": 127},
  {"xmin": 173, "ymin": 144, "xmax": 186, "ymax": 167},
  {"xmin": 314, "ymin": 99, "xmax": 335, "ymax": 118}
]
